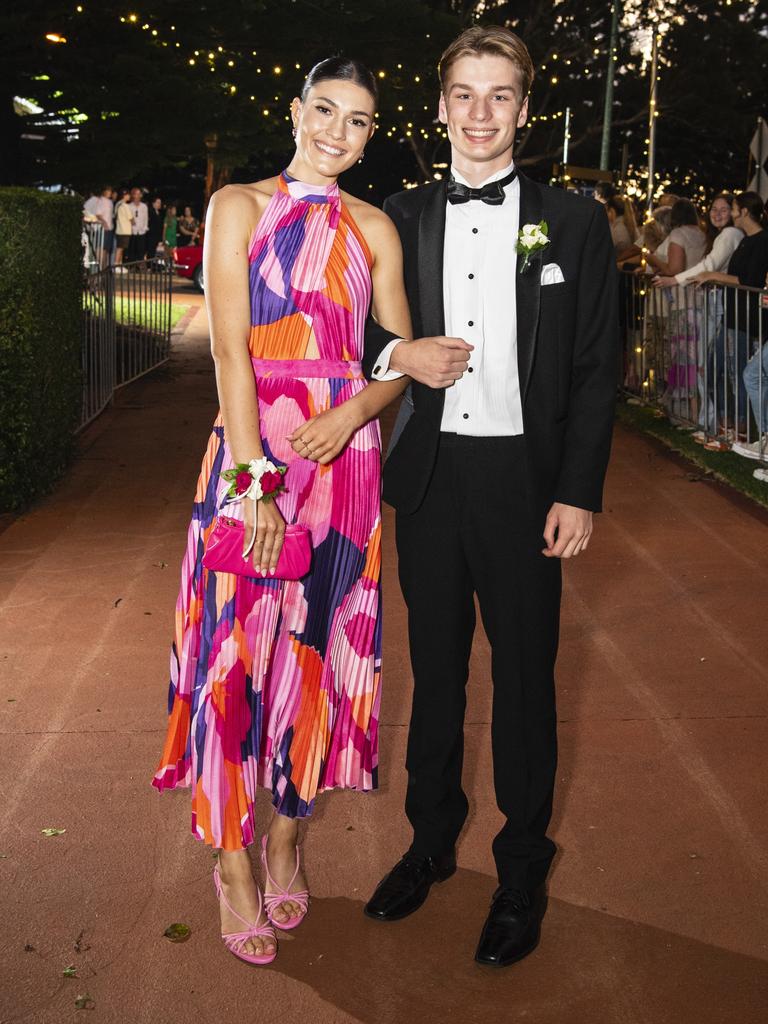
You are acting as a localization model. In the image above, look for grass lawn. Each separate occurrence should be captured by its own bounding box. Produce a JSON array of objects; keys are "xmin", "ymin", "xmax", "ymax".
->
[
  {"xmin": 617, "ymin": 399, "xmax": 768, "ymax": 509},
  {"xmin": 113, "ymin": 297, "xmax": 190, "ymax": 329}
]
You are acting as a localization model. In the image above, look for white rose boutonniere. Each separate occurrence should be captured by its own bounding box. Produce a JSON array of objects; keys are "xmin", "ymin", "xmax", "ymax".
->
[{"xmin": 517, "ymin": 220, "xmax": 550, "ymax": 273}]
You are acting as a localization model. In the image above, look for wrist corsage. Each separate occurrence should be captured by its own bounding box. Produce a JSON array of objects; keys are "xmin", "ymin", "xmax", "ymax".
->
[
  {"xmin": 222, "ymin": 457, "xmax": 287, "ymax": 504},
  {"xmin": 220, "ymin": 458, "xmax": 288, "ymax": 561}
]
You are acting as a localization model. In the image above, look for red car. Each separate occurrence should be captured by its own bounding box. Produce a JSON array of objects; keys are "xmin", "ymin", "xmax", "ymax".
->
[{"xmin": 173, "ymin": 244, "xmax": 204, "ymax": 292}]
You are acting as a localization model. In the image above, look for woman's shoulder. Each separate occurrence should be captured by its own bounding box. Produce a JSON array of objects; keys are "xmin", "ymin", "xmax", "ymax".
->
[{"xmin": 210, "ymin": 179, "xmax": 279, "ymax": 214}]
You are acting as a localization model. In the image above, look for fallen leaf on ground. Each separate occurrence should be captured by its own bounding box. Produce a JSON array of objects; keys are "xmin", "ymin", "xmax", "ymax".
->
[
  {"xmin": 113, "ymin": 597, "xmax": 123, "ymax": 607},
  {"xmin": 74, "ymin": 993, "xmax": 95, "ymax": 1010},
  {"xmin": 153, "ymin": 561, "xmax": 169, "ymax": 569},
  {"xmin": 163, "ymin": 923, "xmax": 191, "ymax": 943},
  {"xmin": 63, "ymin": 965, "xmax": 77, "ymax": 978},
  {"xmin": 41, "ymin": 827, "xmax": 66, "ymax": 837},
  {"xmin": 74, "ymin": 930, "xmax": 90, "ymax": 954},
  {"xmin": 24, "ymin": 943, "xmax": 36, "ymax": 952}
]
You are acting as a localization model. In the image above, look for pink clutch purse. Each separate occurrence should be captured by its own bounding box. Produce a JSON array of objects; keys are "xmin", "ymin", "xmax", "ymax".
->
[{"xmin": 202, "ymin": 516, "xmax": 312, "ymax": 580}]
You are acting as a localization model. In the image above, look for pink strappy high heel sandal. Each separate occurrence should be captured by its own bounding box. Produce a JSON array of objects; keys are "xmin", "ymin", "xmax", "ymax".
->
[
  {"xmin": 261, "ymin": 833, "xmax": 309, "ymax": 931},
  {"xmin": 213, "ymin": 864, "xmax": 277, "ymax": 965}
]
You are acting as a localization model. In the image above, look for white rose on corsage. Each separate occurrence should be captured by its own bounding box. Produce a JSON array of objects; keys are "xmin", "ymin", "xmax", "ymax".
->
[{"xmin": 517, "ymin": 220, "xmax": 550, "ymax": 273}]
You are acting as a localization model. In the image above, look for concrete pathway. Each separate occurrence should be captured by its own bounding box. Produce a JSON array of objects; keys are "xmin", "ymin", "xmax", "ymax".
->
[{"xmin": 1, "ymin": 294, "xmax": 767, "ymax": 1024}]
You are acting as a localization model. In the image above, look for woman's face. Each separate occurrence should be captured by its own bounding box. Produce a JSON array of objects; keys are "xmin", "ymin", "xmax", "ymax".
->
[
  {"xmin": 184, "ymin": 206, "xmax": 192, "ymax": 217},
  {"xmin": 710, "ymin": 198, "xmax": 731, "ymax": 229},
  {"xmin": 291, "ymin": 79, "xmax": 376, "ymax": 180},
  {"xmin": 153, "ymin": 198, "xmax": 162, "ymax": 210}
]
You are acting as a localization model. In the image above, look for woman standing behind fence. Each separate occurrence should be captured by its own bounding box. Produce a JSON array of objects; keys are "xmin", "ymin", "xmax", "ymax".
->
[
  {"xmin": 645, "ymin": 199, "xmax": 707, "ymax": 420},
  {"xmin": 177, "ymin": 206, "xmax": 199, "ymax": 246},
  {"xmin": 690, "ymin": 193, "xmax": 768, "ymax": 449},
  {"xmin": 152, "ymin": 57, "xmax": 412, "ymax": 966},
  {"xmin": 653, "ymin": 195, "xmax": 743, "ymax": 436}
]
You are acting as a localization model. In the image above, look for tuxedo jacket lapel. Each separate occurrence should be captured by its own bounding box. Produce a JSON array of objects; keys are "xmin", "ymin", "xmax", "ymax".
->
[
  {"xmin": 417, "ymin": 181, "xmax": 447, "ymax": 419},
  {"xmin": 516, "ymin": 173, "xmax": 544, "ymax": 402}
]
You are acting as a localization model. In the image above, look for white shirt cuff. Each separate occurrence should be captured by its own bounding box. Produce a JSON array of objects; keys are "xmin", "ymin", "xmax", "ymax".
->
[{"xmin": 371, "ymin": 338, "xmax": 406, "ymax": 381}]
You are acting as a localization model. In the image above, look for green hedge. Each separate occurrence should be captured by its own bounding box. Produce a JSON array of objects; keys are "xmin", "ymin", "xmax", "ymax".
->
[{"xmin": 0, "ymin": 188, "xmax": 83, "ymax": 511}]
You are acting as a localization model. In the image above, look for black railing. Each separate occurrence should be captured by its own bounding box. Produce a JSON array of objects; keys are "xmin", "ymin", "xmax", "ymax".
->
[
  {"xmin": 620, "ymin": 270, "xmax": 768, "ymax": 462},
  {"xmin": 80, "ymin": 257, "xmax": 173, "ymax": 430}
]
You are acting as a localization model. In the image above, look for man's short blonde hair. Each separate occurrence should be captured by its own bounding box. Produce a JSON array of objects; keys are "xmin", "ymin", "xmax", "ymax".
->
[{"xmin": 438, "ymin": 25, "xmax": 535, "ymax": 100}]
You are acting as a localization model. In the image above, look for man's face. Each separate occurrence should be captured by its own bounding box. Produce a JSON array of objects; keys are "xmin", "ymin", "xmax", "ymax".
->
[
  {"xmin": 130, "ymin": 188, "xmax": 141, "ymax": 204},
  {"xmin": 438, "ymin": 53, "xmax": 528, "ymax": 169}
]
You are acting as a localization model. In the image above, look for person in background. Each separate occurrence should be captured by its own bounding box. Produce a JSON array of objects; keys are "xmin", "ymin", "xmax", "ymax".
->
[
  {"xmin": 126, "ymin": 186, "xmax": 149, "ymax": 263},
  {"xmin": 177, "ymin": 205, "xmax": 200, "ymax": 246},
  {"xmin": 84, "ymin": 186, "xmax": 114, "ymax": 268},
  {"xmin": 645, "ymin": 199, "xmax": 707, "ymax": 420},
  {"xmin": 146, "ymin": 196, "xmax": 164, "ymax": 260},
  {"xmin": 604, "ymin": 196, "xmax": 638, "ymax": 261},
  {"xmin": 163, "ymin": 203, "xmax": 178, "ymax": 254},
  {"xmin": 645, "ymin": 198, "xmax": 706, "ymax": 278},
  {"xmin": 653, "ymin": 194, "xmax": 743, "ymax": 439},
  {"xmin": 690, "ymin": 192, "xmax": 768, "ymax": 454},
  {"xmin": 739, "ymin": 268, "xmax": 768, "ymax": 460},
  {"xmin": 114, "ymin": 189, "xmax": 133, "ymax": 272}
]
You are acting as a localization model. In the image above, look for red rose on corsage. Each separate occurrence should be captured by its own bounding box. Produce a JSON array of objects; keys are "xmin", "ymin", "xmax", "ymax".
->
[
  {"xmin": 260, "ymin": 470, "xmax": 284, "ymax": 496},
  {"xmin": 221, "ymin": 458, "xmax": 287, "ymax": 503},
  {"xmin": 235, "ymin": 471, "xmax": 253, "ymax": 495}
]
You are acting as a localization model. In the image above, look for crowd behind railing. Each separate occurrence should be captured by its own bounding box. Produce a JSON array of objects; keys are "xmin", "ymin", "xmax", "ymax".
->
[
  {"xmin": 597, "ymin": 184, "xmax": 768, "ymax": 475},
  {"xmin": 79, "ymin": 182, "xmax": 178, "ymax": 428},
  {"xmin": 82, "ymin": 185, "xmax": 201, "ymax": 271}
]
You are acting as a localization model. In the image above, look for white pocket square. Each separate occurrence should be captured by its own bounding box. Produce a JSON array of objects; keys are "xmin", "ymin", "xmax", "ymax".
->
[{"xmin": 540, "ymin": 263, "xmax": 565, "ymax": 285}]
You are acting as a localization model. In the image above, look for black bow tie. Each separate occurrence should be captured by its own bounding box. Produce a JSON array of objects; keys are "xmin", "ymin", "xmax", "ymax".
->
[{"xmin": 446, "ymin": 168, "xmax": 518, "ymax": 206}]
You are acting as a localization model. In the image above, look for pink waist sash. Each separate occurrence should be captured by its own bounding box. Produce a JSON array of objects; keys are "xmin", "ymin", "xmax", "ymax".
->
[{"xmin": 251, "ymin": 358, "xmax": 363, "ymax": 379}]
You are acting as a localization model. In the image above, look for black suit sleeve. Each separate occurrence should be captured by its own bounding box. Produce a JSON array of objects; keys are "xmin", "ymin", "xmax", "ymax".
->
[
  {"xmin": 553, "ymin": 204, "xmax": 619, "ymax": 512},
  {"xmin": 361, "ymin": 196, "xmax": 403, "ymax": 380}
]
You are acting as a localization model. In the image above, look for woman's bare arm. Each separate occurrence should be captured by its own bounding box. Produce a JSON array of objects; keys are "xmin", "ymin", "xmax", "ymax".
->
[
  {"xmin": 288, "ymin": 206, "xmax": 412, "ymax": 464},
  {"xmin": 205, "ymin": 187, "xmax": 264, "ymax": 463},
  {"xmin": 205, "ymin": 184, "xmax": 286, "ymax": 574}
]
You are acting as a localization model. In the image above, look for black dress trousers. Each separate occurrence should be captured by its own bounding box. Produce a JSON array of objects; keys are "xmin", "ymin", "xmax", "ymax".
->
[{"xmin": 395, "ymin": 432, "xmax": 561, "ymax": 891}]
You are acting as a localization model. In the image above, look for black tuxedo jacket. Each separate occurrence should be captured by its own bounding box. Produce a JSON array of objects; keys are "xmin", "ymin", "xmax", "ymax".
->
[{"xmin": 363, "ymin": 172, "xmax": 619, "ymax": 519}]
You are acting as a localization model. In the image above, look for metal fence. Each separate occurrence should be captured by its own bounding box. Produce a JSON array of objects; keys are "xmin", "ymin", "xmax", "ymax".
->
[
  {"xmin": 80, "ymin": 257, "xmax": 173, "ymax": 430},
  {"xmin": 620, "ymin": 270, "xmax": 768, "ymax": 463}
]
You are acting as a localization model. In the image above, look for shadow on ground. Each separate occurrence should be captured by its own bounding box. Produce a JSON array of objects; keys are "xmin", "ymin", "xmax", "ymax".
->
[{"xmin": 260, "ymin": 868, "xmax": 768, "ymax": 1024}]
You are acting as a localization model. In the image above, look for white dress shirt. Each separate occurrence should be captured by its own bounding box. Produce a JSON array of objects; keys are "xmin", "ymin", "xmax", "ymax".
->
[
  {"xmin": 130, "ymin": 201, "xmax": 148, "ymax": 236},
  {"xmin": 372, "ymin": 162, "xmax": 524, "ymax": 436}
]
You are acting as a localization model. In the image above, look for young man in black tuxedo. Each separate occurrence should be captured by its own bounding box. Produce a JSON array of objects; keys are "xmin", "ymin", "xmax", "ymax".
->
[{"xmin": 362, "ymin": 26, "xmax": 619, "ymax": 967}]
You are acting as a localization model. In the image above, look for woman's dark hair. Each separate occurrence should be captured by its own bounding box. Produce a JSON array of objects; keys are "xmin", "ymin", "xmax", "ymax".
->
[
  {"xmin": 605, "ymin": 196, "xmax": 624, "ymax": 217},
  {"xmin": 703, "ymin": 192, "xmax": 735, "ymax": 254},
  {"xmin": 734, "ymin": 190, "xmax": 767, "ymax": 226},
  {"xmin": 670, "ymin": 198, "xmax": 700, "ymax": 230},
  {"xmin": 301, "ymin": 56, "xmax": 379, "ymax": 108},
  {"xmin": 595, "ymin": 181, "xmax": 617, "ymax": 202}
]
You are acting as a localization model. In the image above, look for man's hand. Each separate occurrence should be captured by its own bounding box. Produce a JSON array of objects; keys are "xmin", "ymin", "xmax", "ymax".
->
[
  {"xmin": 390, "ymin": 336, "xmax": 473, "ymax": 388},
  {"xmin": 542, "ymin": 502, "xmax": 593, "ymax": 559}
]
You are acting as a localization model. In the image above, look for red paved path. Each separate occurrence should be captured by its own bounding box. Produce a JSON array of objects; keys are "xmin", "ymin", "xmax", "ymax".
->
[{"xmin": 1, "ymin": 290, "xmax": 767, "ymax": 1023}]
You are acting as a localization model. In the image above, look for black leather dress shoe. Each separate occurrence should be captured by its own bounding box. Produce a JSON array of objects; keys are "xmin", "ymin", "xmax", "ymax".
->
[
  {"xmin": 474, "ymin": 885, "xmax": 546, "ymax": 967},
  {"xmin": 363, "ymin": 852, "xmax": 456, "ymax": 922}
]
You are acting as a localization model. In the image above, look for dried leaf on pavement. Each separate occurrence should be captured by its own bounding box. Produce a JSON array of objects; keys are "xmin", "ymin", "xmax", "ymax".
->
[
  {"xmin": 163, "ymin": 922, "xmax": 191, "ymax": 943},
  {"xmin": 40, "ymin": 827, "xmax": 66, "ymax": 837}
]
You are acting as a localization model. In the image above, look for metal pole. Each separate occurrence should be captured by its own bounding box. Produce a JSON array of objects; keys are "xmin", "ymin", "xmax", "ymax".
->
[
  {"xmin": 756, "ymin": 116, "xmax": 765, "ymax": 195},
  {"xmin": 646, "ymin": 30, "xmax": 659, "ymax": 215},
  {"xmin": 600, "ymin": 0, "xmax": 621, "ymax": 171},
  {"xmin": 562, "ymin": 106, "xmax": 571, "ymax": 167}
]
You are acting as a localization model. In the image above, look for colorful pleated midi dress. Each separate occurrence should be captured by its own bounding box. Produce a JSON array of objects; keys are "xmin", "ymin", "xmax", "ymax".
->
[{"xmin": 153, "ymin": 172, "xmax": 382, "ymax": 851}]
